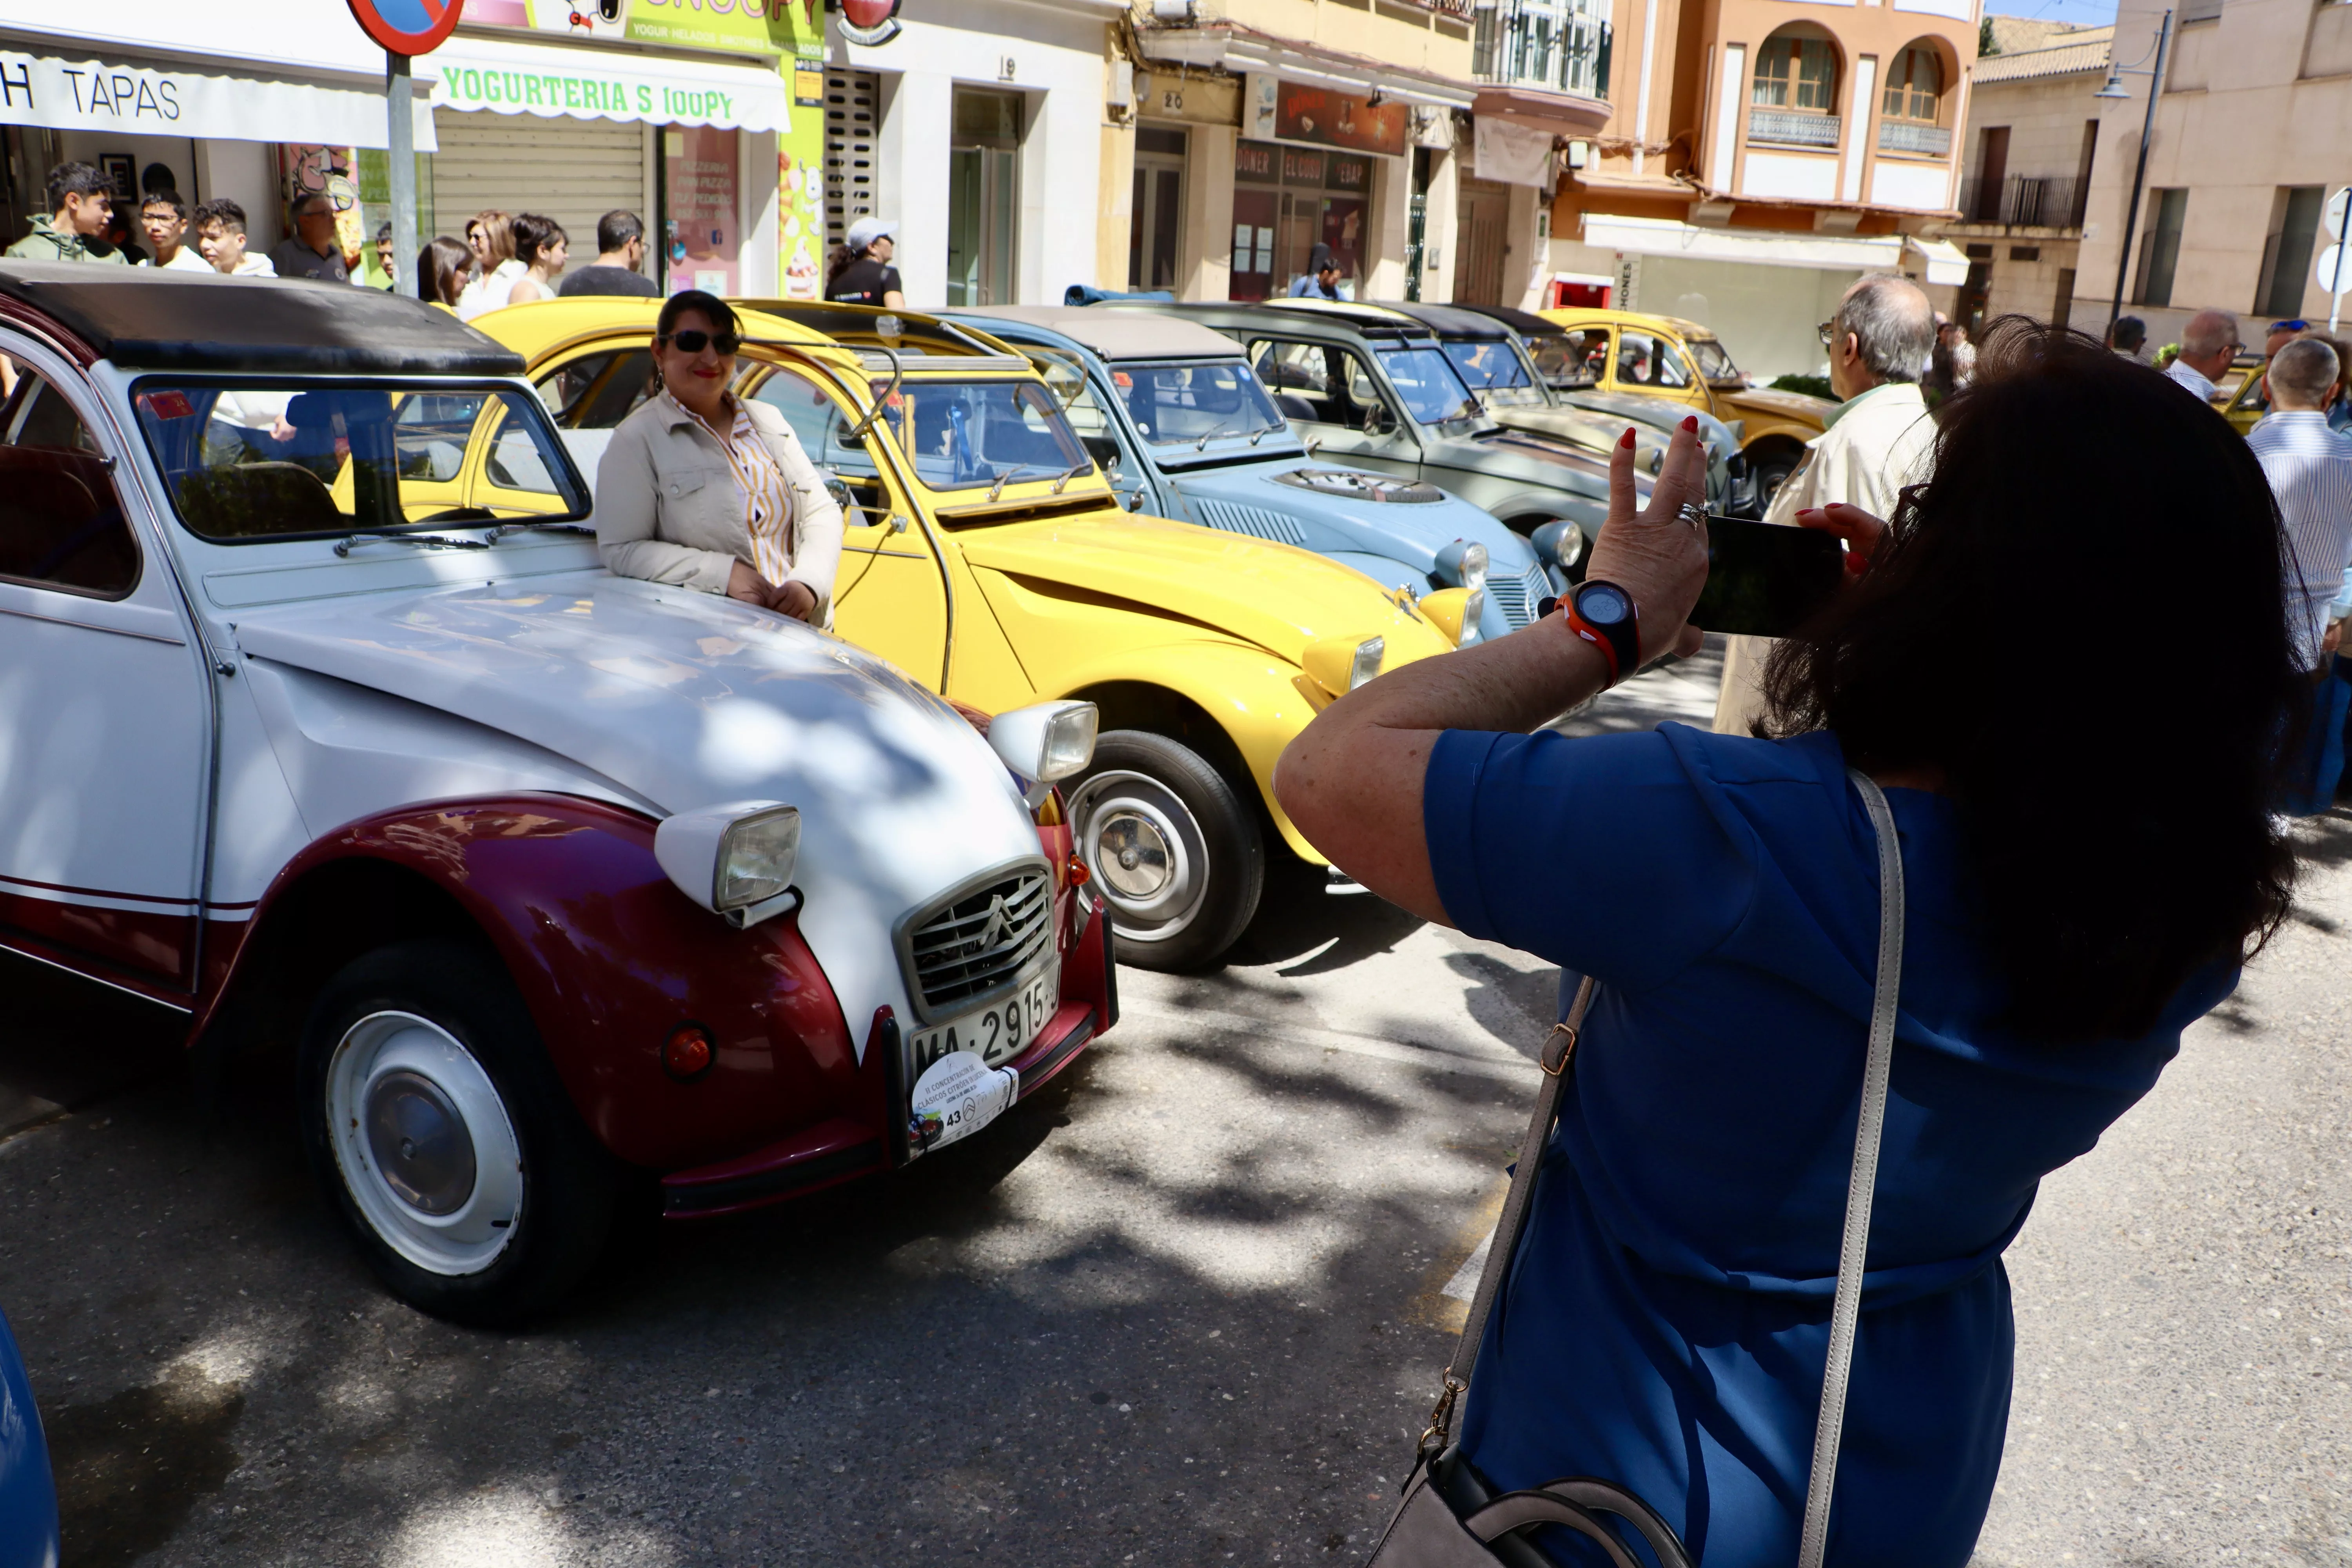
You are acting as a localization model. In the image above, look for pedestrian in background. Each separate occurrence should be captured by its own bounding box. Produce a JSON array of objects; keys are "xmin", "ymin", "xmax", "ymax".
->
[
  {"xmin": 1289, "ymin": 242, "xmax": 1344, "ymax": 299},
  {"xmin": 2163, "ymin": 308, "xmax": 2241, "ymax": 401},
  {"xmin": 1926, "ymin": 317, "xmax": 1976, "ymax": 405},
  {"xmin": 416, "ymin": 236, "xmax": 473, "ymax": 310},
  {"xmin": 2107, "ymin": 314, "xmax": 2148, "ymax": 360},
  {"xmin": 502, "ymin": 214, "xmax": 568, "ymax": 305},
  {"xmin": 372, "ymin": 223, "xmax": 397, "ymax": 290},
  {"xmin": 6, "ymin": 162, "xmax": 120, "ymax": 263},
  {"xmin": 192, "ymin": 201, "xmax": 274, "ymax": 278},
  {"xmin": 824, "ymin": 218, "xmax": 904, "ymax": 307},
  {"xmin": 138, "ymin": 191, "xmax": 209, "ymax": 272},
  {"xmin": 459, "ymin": 210, "xmax": 523, "ymax": 320},
  {"xmin": 557, "ymin": 211, "xmax": 659, "ymax": 298},
  {"xmin": 1274, "ymin": 319, "xmax": 2301, "ymax": 1568},
  {"xmin": 270, "ymin": 192, "xmax": 350, "ymax": 283},
  {"xmin": 2247, "ymin": 336, "xmax": 2352, "ymax": 813},
  {"xmin": 1714, "ymin": 273, "xmax": 1938, "ymax": 734}
]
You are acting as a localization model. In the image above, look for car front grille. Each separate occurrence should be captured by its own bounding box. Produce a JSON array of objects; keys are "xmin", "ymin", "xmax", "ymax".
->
[
  {"xmin": 1484, "ymin": 564, "xmax": 1551, "ymax": 629},
  {"xmin": 902, "ymin": 864, "xmax": 1053, "ymax": 1018}
]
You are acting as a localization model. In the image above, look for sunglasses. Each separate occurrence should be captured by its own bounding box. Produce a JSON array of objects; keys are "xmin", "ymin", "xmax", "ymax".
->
[
  {"xmin": 2270, "ymin": 320, "xmax": 2310, "ymax": 334},
  {"xmin": 658, "ymin": 328, "xmax": 741, "ymax": 355}
]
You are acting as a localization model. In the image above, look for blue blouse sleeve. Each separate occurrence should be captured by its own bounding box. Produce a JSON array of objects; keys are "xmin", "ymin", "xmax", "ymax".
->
[{"xmin": 1422, "ymin": 726, "xmax": 1761, "ymax": 992}]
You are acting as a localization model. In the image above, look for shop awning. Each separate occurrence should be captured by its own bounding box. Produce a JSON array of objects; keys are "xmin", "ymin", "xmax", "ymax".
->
[
  {"xmin": 428, "ymin": 35, "xmax": 788, "ymax": 132},
  {"xmin": 0, "ymin": 42, "xmax": 439, "ymax": 150},
  {"xmin": 1583, "ymin": 214, "xmax": 1906, "ymax": 272},
  {"xmin": 1905, "ymin": 236, "xmax": 1971, "ymax": 286}
]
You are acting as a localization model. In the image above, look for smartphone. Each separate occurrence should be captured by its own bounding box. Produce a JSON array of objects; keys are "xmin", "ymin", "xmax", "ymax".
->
[{"xmin": 1688, "ymin": 515, "xmax": 1846, "ymax": 639}]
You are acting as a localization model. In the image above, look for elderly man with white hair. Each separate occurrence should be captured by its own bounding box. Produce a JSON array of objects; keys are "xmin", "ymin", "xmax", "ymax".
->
[
  {"xmin": 1713, "ymin": 272, "xmax": 1940, "ymax": 733},
  {"xmin": 2249, "ymin": 335, "xmax": 2352, "ymax": 811},
  {"xmin": 2164, "ymin": 308, "xmax": 2243, "ymax": 402}
]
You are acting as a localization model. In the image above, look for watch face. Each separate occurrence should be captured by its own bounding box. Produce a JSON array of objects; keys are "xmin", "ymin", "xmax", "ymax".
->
[{"xmin": 1578, "ymin": 583, "xmax": 1632, "ymax": 626}]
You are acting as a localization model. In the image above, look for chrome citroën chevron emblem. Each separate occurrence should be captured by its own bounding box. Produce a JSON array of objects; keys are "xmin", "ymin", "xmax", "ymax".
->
[{"xmin": 976, "ymin": 893, "xmax": 1011, "ymax": 951}]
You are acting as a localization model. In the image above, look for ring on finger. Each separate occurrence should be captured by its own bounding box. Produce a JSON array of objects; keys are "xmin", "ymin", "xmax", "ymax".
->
[{"xmin": 1675, "ymin": 501, "xmax": 1706, "ymax": 529}]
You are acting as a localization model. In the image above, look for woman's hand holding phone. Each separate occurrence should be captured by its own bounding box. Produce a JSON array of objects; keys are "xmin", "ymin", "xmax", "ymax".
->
[
  {"xmin": 1794, "ymin": 503, "xmax": 1888, "ymax": 576},
  {"xmin": 1583, "ymin": 416, "xmax": 1713, "ymax": 667}
]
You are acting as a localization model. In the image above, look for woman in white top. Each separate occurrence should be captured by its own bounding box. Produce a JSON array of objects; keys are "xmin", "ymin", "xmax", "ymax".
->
[
  {"xmin": 501, "ymin": 214, "xmax": 568, "ymax": 307},
  {"xmin": 456, "ymin": 209, "xmax": 524, "ymax": 321}
]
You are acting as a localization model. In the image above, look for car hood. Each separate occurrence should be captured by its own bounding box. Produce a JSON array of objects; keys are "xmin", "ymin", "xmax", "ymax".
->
[
  {"xmin": 1717, "ymin": 385, "xmax": 1836, "ymax": 426},
  {"xmin": 953, "ymin": 511, "xmax": 1448, "ymax": 661},
  {"xmin": 1170, "ymin": 460, "xmax": 1541, "ymax": 579},
  {"xmin": 1432, "ymin": 429, "xmax": 1618, "ymax": 498},
  {"xmin": 231, "ymin": 572, "xmax": 1046, "ymax": 1039}
]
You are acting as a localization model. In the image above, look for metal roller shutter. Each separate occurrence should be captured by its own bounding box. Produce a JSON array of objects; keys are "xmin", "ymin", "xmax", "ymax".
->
[
  {"xmin": 429, "ymin": 109, "xmax": 646, "ymax": 261},
  {"xmin": 824, "ymin": 69, "xmax": 881, "ymax": 255}
]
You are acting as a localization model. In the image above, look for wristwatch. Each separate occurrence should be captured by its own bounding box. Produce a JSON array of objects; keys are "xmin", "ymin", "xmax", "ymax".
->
[{"xmin": 1563, "ymin": 579, "xmax": 1641, "ymax": 688}]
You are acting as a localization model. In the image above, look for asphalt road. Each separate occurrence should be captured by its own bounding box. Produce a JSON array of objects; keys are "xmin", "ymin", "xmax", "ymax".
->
[{"xmin": 2, "ymin": 639, "xmax": 2346, "ymax": 1568}]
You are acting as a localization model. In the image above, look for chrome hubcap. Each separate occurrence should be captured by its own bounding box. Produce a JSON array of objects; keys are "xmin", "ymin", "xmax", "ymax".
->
[
  {"xmin": 325, "ymin": 1011, "xmax": 524, "ymax": 1278},
  {"xmin": 1066, "ymin": 768, "xmax": 1210, "ymax": 946}
]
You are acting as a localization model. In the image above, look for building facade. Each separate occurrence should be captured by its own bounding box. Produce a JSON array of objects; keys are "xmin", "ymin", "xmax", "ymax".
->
[{"xmin": 2074, "ymin": 0, "xmax": 2352, "ymax": 346}]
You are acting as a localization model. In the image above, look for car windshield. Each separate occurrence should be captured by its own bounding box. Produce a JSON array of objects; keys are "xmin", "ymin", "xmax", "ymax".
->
[
  {"xmin": 131, "ymin": 381, "xmax": 589, "ymax": 542},
  {"xmin": 1378, "ymin": 346, "xmax": 1483, "ymax": 426},
  {"xmin": 1441, "ymin": 338, "xmax": 1548, "ymax": 407},
  {"xmin": 869, "ymin": 379, "xmax": 1089, "ymax": 491},
  {"xmin": 1686, "ymin": 335, "xmax": 1742, "ymax": 383},
  {"xmin": 1109, "ymin": 358, "xmax": 1286, "ymax": 446}
]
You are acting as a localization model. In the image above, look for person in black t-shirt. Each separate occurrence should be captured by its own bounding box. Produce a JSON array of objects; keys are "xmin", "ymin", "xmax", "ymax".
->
[
  {"xmin": 557, "ymin": 209, "xmax": 661, "ymax": 299},
  {"xmin": 825, "ymin": 218, "xmax": 905, "ymax": 308}
]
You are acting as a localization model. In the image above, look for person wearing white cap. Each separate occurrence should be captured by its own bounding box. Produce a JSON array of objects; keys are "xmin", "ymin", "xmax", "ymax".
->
[{"xmin": 826, "ymin": 217, "xmax": 904, "ymax": 308}]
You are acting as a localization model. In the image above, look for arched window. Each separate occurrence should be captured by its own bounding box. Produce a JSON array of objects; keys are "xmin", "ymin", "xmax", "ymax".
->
[
  {"xmin": 1881, "ymin": 44, "xmax": 1944, "ymax": 123},
  {"xmin": 1752, "ymin": 26, "xmax": 1839, "ymax": 113}
]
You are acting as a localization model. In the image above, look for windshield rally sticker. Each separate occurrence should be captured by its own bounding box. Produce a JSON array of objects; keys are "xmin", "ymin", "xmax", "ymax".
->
[{"xmin": 909, "ymin": 1050, "xmax": 1018, "ymax": 1154}]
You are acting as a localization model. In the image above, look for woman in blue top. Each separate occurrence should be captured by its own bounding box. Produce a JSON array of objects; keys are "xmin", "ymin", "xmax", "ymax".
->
[{"xmin": 1275, "ymin": 321, "xmax": 2300, "ymax": 1566}]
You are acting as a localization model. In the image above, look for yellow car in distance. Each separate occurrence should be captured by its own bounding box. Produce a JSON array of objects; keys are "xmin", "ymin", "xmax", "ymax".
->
[
  {"xmin": 1534, "ymin": 307, "xmax": 1836, "ymax": 505},
  {"xmin": 479, "ymin": 298, "xmax": 1457, "ymax": 970}
]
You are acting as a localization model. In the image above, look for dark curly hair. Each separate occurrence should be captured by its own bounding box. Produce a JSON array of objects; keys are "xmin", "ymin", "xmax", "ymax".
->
[{"xmin": 1758, "ymin": 316, "xmax": 2301, "ymax": 1043}]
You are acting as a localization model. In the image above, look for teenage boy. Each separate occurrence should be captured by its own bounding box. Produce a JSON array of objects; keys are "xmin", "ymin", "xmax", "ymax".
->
[
  {"xmin": 6, "ymin": 162, "xmax": 123, "ymax": 263},
  {"xmin": 139, "ymin": 191, "xmax": 211, "ymax": 271},
  {"xmin": 193, "ymin": 200, "xmax": 277, "ymax": 278}
]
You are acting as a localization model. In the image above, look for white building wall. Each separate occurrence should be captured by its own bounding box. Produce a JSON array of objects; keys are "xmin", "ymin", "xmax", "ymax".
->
[{"xmin": 1637, "ymin": 253, "xmax": 1861, "ymax": 381}]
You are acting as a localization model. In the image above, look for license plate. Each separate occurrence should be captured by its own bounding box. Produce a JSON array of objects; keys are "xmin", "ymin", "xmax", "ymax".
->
[{"xmin": 907, "ymin": 958, "xmax": 1061, "ymax": 1074}]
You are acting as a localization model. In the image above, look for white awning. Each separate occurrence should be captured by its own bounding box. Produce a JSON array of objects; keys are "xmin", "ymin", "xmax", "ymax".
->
[
  {"xmin": 428, "ymin": 35, "xmax": 788, "ymax": 132},
  {"xmin": 0, "ymin": 43, "xmax": 439, "ymax": 150},
  {"xmin": 1584, "ymin": 214, "xmax": 1904, "ymax": 272},
  {"xmin": 1905, "ymin": 236, "xmax": 1971, "ymax": 286}
]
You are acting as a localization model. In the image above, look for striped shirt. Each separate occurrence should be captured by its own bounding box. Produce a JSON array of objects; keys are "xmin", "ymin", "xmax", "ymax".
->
[
  {"xmin": 2248, "ymin": 409, "xmax": 2352, "ymax": 669},
  {"xmin": 661, "ymin": 388, "xmax": 796, "ymax": 588}
]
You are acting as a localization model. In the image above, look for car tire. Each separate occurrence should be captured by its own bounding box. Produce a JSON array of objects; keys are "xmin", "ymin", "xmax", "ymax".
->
[
  {"xmin": 297, "ymin": 938, "xmax": 615, "ymax": 1327},
  {"xmin": 1064, "ymin": 730, "xmax": 1263, "ymax": 972},
  {"xmin": 1751, "ymin": 454, "xmax": 1798, "ymax": 511}
]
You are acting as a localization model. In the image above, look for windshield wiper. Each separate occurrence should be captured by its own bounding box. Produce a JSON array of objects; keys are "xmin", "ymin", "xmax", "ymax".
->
[
  {"xmin": 333, "ymin": 530, "xmax": 492, "ymax": 557},
  {"xmin": 1049, "ymin": 461, "xmax": 1092, "ymax": 494},
  {"xmin": 485, "ymin": 520, "xmax": 595, "ymax": 543}
]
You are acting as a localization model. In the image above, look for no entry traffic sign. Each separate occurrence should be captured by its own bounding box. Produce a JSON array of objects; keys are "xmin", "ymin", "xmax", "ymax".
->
[{"xmin": 348, "ymin": 0, "xmax": 465, "ymax": 57}]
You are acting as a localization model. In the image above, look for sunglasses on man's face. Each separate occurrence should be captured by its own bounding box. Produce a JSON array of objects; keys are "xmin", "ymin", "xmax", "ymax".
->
[
  {"xmin": 2270, "ymin": 320, "xmax": 2310, "ymax": 334},
  {"xmin": 659, "ymin": 329, "xmax": 741, "ymax": 356}
]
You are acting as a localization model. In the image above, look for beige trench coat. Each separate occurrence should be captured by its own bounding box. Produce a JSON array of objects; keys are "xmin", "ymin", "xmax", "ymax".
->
[{"xmin": 595, "ymin": 391, "xmax": 846, "ymax": 619}]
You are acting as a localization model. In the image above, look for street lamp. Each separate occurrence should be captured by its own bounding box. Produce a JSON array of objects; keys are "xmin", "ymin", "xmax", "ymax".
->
[{"xmin": 2095, "ymin": 8, "xmax": 2174, "ymax": 338}]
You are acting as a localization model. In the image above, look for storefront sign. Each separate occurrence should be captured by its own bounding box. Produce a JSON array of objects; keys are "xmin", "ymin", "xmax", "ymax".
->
[
  {"xmin": 1280, "ymin": 147, "xmax": 1325, "ymax": 187},
  {"xmin": 0, "ymin": 48, "xmax": 439, "ymax": 149},
  {"xmin": 1234, "ymin": 139, "xmax": 1279, "ymax": 185},
  {"xmin": 429, "ymin": 38, "xmax": 788, "ymax": 129},
  {"xmin": 1330, "ymin": 154, "xmax": 1370, "ymax": 194},
  {"xmin": 461, "ymin": 0, "xmax": 800, "ymax": 56},
  {"xmin": 1244, "ymin": 74, "xmax": 1408, "ymax": 158}
]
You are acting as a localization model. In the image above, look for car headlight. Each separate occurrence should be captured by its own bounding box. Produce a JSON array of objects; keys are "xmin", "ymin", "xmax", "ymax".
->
[
  {"xmin": 1417, "ymin": 587, "xmax": 1483, "ymax": 648},
  {"xmin": 655, "ymin": 801, "xmax": 802, "ymax": 928},
  {"xmin": 1303, "ymin": 633, "xmax": 1386, "ymax": 698},
  {"xmin": 1530, "ymin": 519, "xmax": 1584, "ymax": 572},
  {"xmin": 1432, "ymin": 539, "xmax": 1488, "ymax": 594},
  {"xmin": 988, "ymin": 699, "xmax": 1099, "ymax": 784}
]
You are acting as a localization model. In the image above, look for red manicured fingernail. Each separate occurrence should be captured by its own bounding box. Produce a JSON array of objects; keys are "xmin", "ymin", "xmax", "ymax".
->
[
  {"xmin": 1619, "ymin": 427, "xmax": 1636, "ymax": 449},
  {"xmin": 1798, "ymin": 507, "xmax": 1823, "ymax": 518},
  {"xmin": 1845, "ymin": 552, "xmax": 1870, "ymax": 576},
  {"xmin": 1681, "ymin": 416, "xmax": 1699, "ymax": 432}
]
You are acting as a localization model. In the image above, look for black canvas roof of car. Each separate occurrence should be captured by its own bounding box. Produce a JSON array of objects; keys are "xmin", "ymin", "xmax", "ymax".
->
[
  {"xmin": 733, "ymin": 299, "xmax": 1018, "ymax": 360},
  {"xmin": 1374, "ymin": 301, "xmax": 1517, "ymax": 340},
  {"xmin": 0, "ymin": 262, "xmax": 526, "ymax": 375},
  {"xmin": 1449, "ymin": 302, "xmax": 1566, "ymax": 338}
]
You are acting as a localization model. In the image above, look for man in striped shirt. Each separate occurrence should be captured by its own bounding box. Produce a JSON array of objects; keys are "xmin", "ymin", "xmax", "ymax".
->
[{"xmin": 2248, "ymin": 336, "xmax": 2352, "ymax": 811}]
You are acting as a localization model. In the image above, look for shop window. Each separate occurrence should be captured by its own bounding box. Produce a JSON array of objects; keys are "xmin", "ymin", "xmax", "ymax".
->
[
  {"xmin": 1880, "ymin": 45, "xmax": 1943, "ymax": 123},
  {"xmin": 0, "ymin": 369, "xmax": 137, "ymax": 598},
  {"xmin": 1753, "ymin": 29, "xmax": 1838, "ymax": 113}
]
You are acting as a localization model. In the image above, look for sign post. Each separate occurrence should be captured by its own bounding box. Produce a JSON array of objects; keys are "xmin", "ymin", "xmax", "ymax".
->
[
  {"xmin": 2324, "ymin": 186, "xmax": 2352, "ymax": 334},
  {"xmin": 347, "ymin": 0, "xmax": 465, "ymax": 297}
]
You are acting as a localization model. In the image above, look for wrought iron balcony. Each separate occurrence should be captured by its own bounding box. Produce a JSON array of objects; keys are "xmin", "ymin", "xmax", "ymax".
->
[
  {"xmin": 1472, "ymin": 0, "xmax": 1613, "ymax": 99},
  {"xmin": 1955, "ymin": 174, "xmax": 2087, "ymax": 229},
  {"xmin": 1746, "ymin": 108, "xmax": 1840, "ymax": 149},
  {"xmin": 1876, "ymin": 121, "xmax": 1951, "ymax": 157}
]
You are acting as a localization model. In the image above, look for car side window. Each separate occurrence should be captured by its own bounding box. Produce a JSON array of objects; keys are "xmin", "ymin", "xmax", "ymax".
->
[
  {"xmin": 1617, "ymin": 331, "xmax": 1693, "ymax": 389},
  {"xmin": 0, "ymin": 367, "xmax": 138, "ymax": 597},
  {"xmin": 535, "ymin": 350, "xmax": 655, "ymax": 430},
  {"xmin": 748, "ymin": 365, "xmax": 895, "ymax": 526},
  {"xmin": 1560, "ymin": 328, "xmax": 1610, "ymax": 387},
  {"xmin": 1249, "ymin": 339, "xmax": 1356, "ymax": 426}
]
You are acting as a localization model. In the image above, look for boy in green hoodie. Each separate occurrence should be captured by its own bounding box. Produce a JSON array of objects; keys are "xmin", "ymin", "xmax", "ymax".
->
[{"xmin": 6, "ymin": 162, "xmax": 122, "ymax": 263}]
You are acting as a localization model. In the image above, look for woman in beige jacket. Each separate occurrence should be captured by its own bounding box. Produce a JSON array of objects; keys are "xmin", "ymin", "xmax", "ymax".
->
[{"xmin": 595, "ymin": 291, "xmax": 844, "ymax": 623}]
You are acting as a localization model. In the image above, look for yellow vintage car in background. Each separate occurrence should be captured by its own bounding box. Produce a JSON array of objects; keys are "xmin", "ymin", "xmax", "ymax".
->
[
  {"xmin": 479, "ymin": 298, "xmax": 1457, "ymax": 971},
  {"xmin": 1534, "ymin": 306, "xmax": 1836, "ymax": 506}
]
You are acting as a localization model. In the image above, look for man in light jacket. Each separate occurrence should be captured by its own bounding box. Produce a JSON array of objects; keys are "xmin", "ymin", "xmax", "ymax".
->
[{"xmin": 1713, "ymin": 274, "xmax": 1938, "ymax": 733}]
